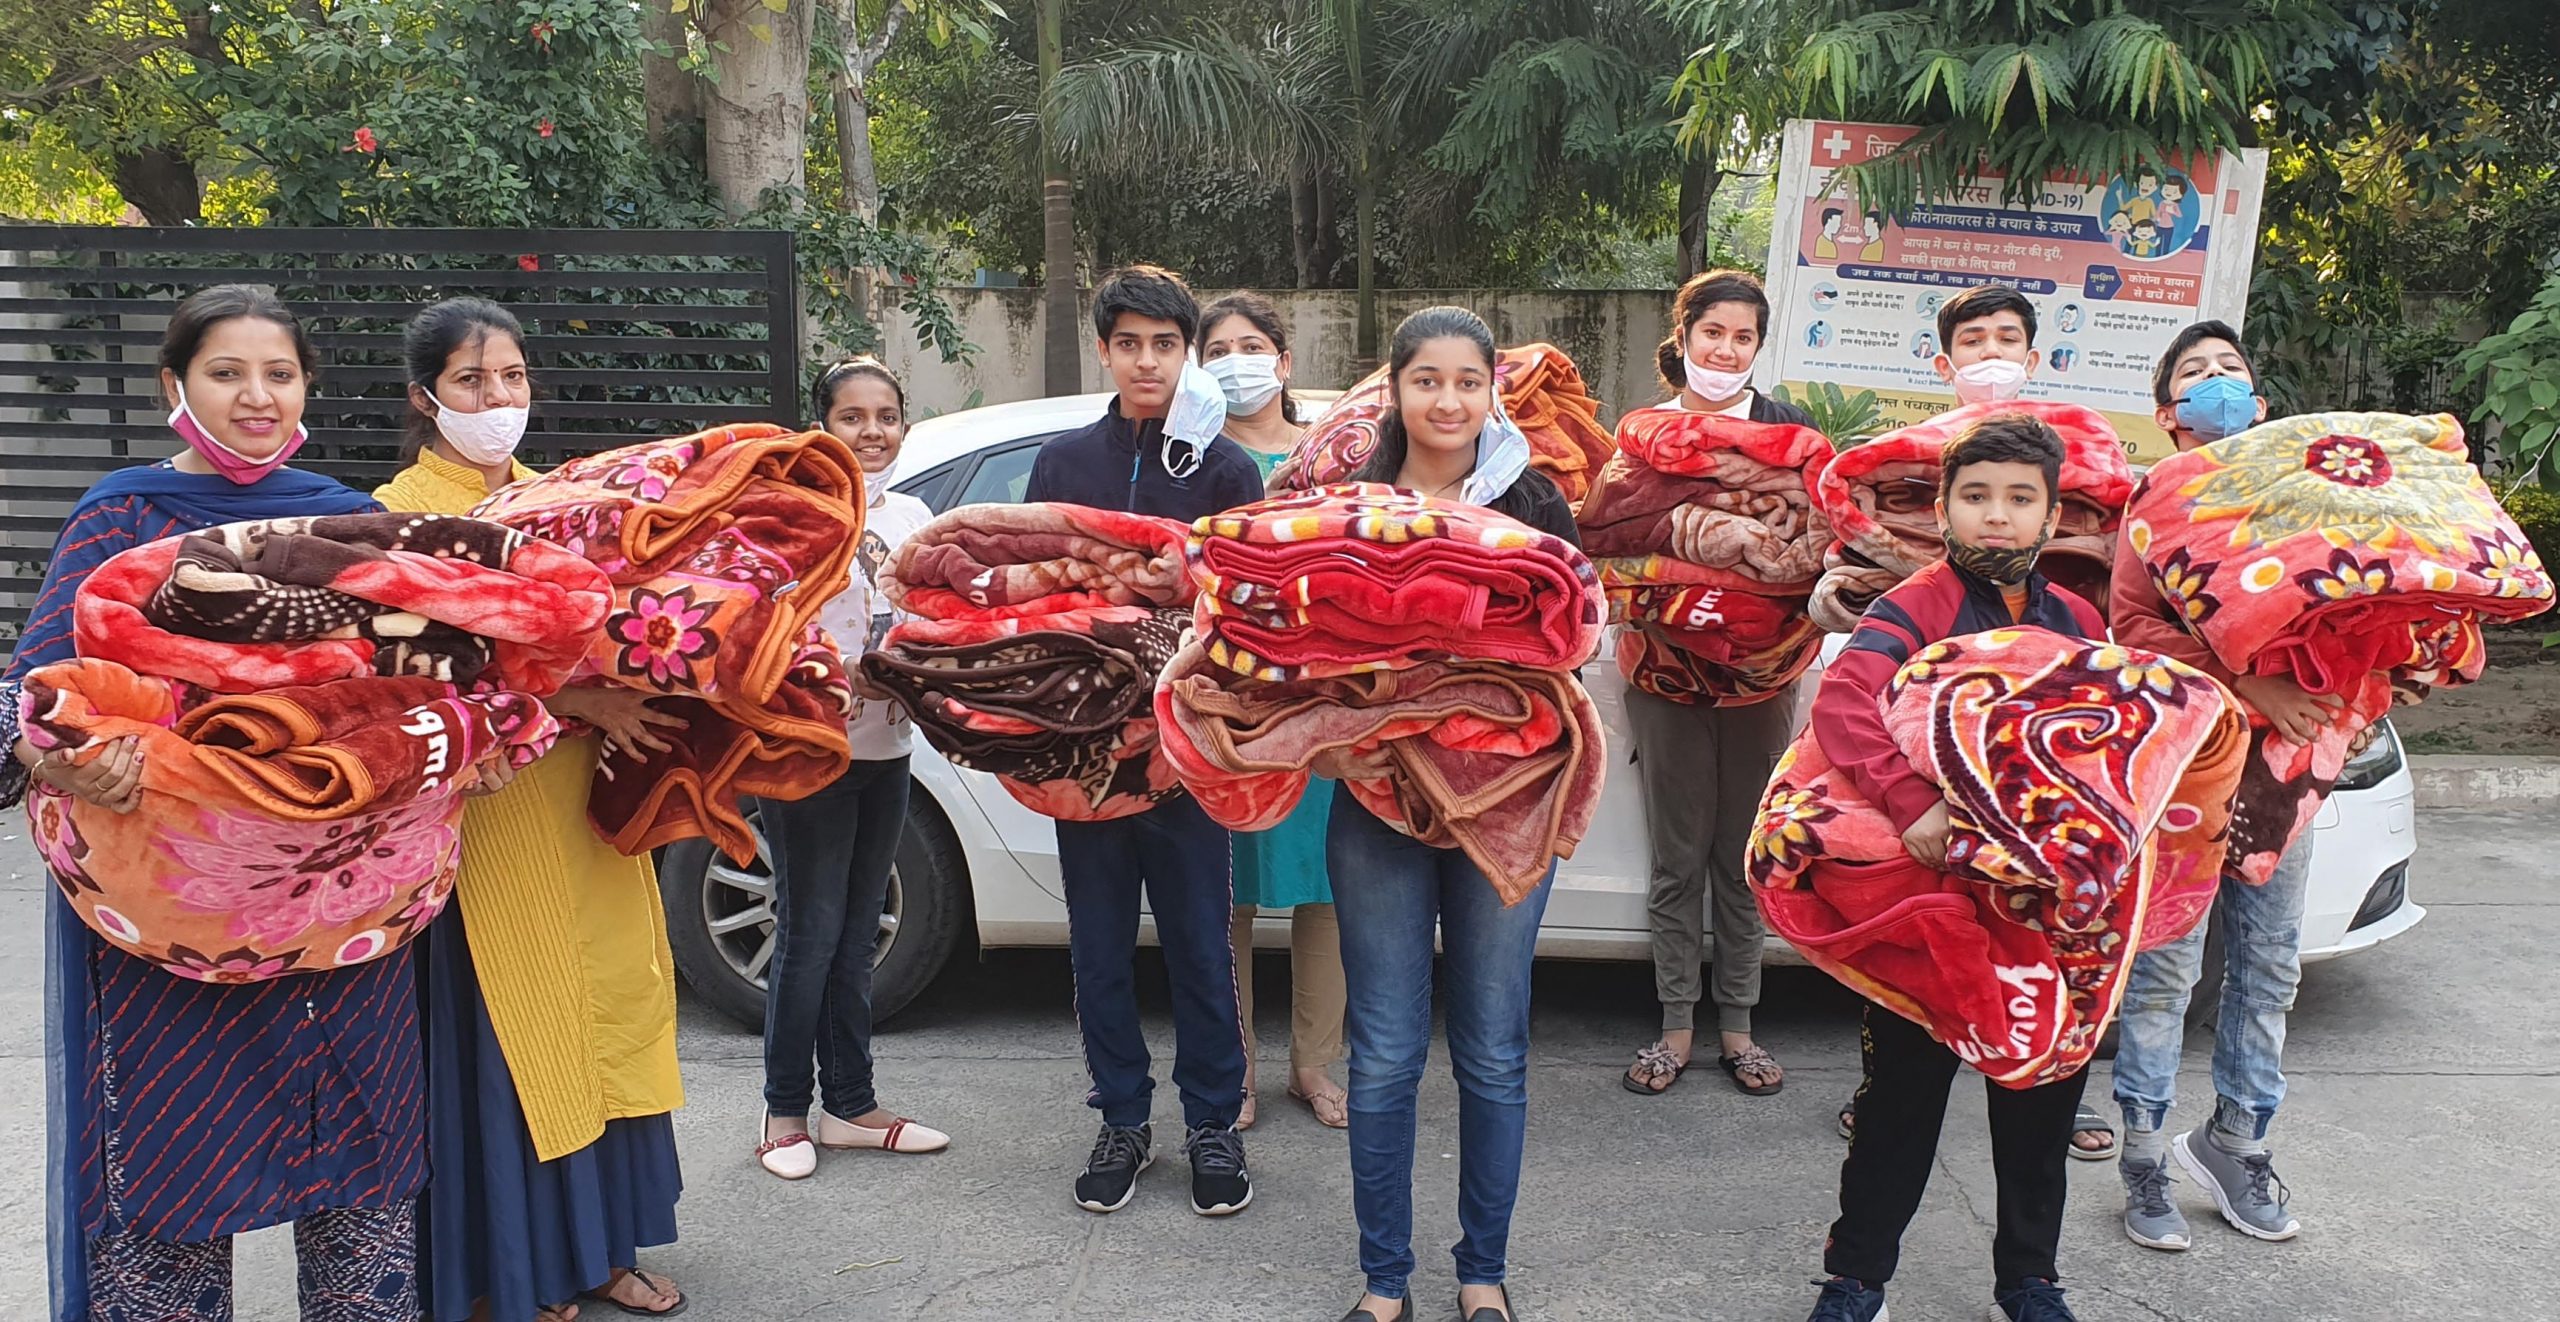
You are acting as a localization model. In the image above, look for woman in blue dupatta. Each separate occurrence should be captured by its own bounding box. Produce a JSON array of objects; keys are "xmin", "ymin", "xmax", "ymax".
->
[{"xmin": 4, "ymin": 286, "xmax": 427, "ymax": 1322}]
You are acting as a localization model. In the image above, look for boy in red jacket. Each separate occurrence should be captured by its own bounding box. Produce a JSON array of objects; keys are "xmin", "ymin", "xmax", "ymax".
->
[{"xmin": 1800, "ymin": 413, "xmax": 2100, "ymax": 1322}]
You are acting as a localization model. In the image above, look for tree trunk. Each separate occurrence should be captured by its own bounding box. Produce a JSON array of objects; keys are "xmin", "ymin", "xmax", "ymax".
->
[
  {"xmin": 1676, "ymin": 149, "xmax": 1723, "ymax": 281},
  {"xmin": 1037, "ymin": 0, "xmax": 1081, "ymax": 395},
  {"xmin": 110, "ymin": 145, "xmax": 201, "ymax": 226},
  {"xmin": 1352, "ymin": 159, "xmax": 1378, "ymax": 369},
  {"xmin": 1290, "ymin": 171, "xmax": 1317, "ymax": 289},
  {"xmin": 701, "ymin": 0, "xmax": 815, "ymax": 217},
  {"xmin": 1311, "ymin": 170, "xmax": 1341, "ymax": 286},
  {"xmin": 641, "ymin": 1, "xmax": 705, "ymax": 165},
  {"xmin": 830, "ymin": 0, "xmax": 905, "ymax": 222}
]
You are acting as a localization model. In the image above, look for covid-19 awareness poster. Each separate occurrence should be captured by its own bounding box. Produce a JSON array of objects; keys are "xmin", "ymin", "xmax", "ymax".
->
[{"xmin": 1758, "ymin": 120, "xmax": 2268, "ymax": 461}]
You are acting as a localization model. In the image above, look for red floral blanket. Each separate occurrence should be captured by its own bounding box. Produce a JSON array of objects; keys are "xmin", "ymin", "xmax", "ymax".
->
[
  {"xmin": 882, "ymin": 502, "xmax": 1195, "ymax": 619},
  {"xmin": 76, "ymin": 514, "xmax": 609, "ymax": 697},
  {"xmin": 1812, "ymin": 402, "xmax": 2135, "ymax": 627},
  {"xmin": 862, "ymin": 604, "xmax": 1189, "ymax": 820},
  {"xmin": 1156, "ymin": 641, "xmax": 1603, "ymax": 905},
  {"xmin": 1612, "ymin": 593, "xmax": 1823, "ymax": 708},
  {"xmin": 1270, "ymin": 345, "xmax": 1617, "ymax": 502},
  {"xmin": 21, "ymin": 659, "xmax": 556, "ymax": 982},
  {"xmin": 2128, "ymin": 412, "xmax": 2554, "ymax": 880},
  {"xmin": 1189, "ymin": 484, "xmax": 1602, "ymax": 681},
  {"xmin": 1749, "ymin": 629, "xmax": 2248, "ymax": 1086},
  {"xmin": 471, "ymin": 426, "xmax": 864, "ymax": 861}
]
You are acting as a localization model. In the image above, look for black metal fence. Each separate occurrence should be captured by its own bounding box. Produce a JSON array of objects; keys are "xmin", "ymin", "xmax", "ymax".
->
[{"xmin": 0, "ymin": 225, "xmax": 802, "ymax": 652}]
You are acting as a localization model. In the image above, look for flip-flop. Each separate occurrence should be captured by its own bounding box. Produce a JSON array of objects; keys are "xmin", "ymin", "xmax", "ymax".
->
[
  {"xmin": 1622, "ymin": 1042, "xmax": 1688, "ymax": 1095},
  {"xmin": 2069, "ymin": 1101, "xmax": 2118, "ymax": 1161},
  {"xmin": 1287, "ymin": 1083, "xmax": 1351, "ymax": 1129},
  {"xmin": 1718, "ymin": 1045, "xmax": 1786, "ymax": 1096},
  {"xmin": 584, "ymin": 1268, "xmax": 688, "ymax": 1318}
]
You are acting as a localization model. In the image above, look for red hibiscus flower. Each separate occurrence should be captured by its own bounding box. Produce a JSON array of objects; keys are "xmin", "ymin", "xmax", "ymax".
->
[
  {"xmin": 351, "ymin": 125, "xmax": 378, "ymax": 154},
  {"xmin": 538, "ymin": 118, "xmax": 555, "ymax": 139},
  {"xmin": 518, "ymin": 253, "xmax": 541, "ymax": 272},
  {"xmin": 531, "ymin": 20, "xmax": 556, "ymax": 49}
]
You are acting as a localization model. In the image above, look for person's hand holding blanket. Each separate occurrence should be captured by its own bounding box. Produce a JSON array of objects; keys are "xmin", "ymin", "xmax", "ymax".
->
[{"xmin": 20, "ymin": 733, "xmax": 144, "ymax": 813}]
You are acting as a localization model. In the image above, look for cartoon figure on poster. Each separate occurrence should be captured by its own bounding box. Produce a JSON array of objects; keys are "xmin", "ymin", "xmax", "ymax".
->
[
  {"xmin": 2056, "ymin": 303, "xmax": 2085, "ymax": 335},
  {"xmin": 1909, "ymin": 329, "xmax": 1937, "ymax": 360},
  {"xmin": 1808, "ymin": 319, "xmax": 1833, "ymax": 349},
  {"xmin": 2049, "ymin": 343, "xmax": 2078, "ymax": 374},
  {"xmin": 2103, "ymin": 166, "xmax": 2199, "ymax": 260}
]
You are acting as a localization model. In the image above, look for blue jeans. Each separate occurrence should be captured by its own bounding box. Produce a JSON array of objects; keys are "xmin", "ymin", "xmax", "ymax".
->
[
  {"xmin": 1058, "ymin": 792, "xmax": 1245, "ymax": 1131},
  {"xmin": 1328, "ymin": 793, "xmax": 1556, "ymax": 1301},
  {"xmin": 2113, "ymin": 831, "xmax": 2312, "ymax": 1142},
  {"xmin": 761, "ymin": 757, "xmax": 911, "ymax": 1120}
]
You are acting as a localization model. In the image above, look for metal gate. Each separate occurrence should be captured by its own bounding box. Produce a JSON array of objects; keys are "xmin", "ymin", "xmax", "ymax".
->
[{"xmin": 0, "ymin": 225, "xmax": 802, "ymax": 654}]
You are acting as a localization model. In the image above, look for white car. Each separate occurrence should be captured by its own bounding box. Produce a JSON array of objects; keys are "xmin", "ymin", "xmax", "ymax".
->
[{"xmin": 659, "ymin": 394, "xmax": 2425, "ymax": 1027}]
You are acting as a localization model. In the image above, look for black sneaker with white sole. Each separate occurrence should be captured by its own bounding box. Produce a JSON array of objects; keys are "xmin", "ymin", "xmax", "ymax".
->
[
  {"xmin": 1074, "ymin": 1122, "xmax": 1152, "ymax": 1213},
  {"xmin": 1184, "ymin": 1123, "xmax": 1252, "ymax": 1216}
]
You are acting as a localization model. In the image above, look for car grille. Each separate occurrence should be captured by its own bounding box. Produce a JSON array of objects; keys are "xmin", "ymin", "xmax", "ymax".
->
[{"xmin": 2348, "ymin": 861, "xmax": 2410, "ymax": 933}]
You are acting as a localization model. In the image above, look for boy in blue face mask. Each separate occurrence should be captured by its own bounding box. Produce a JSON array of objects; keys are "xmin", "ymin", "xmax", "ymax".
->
[{"xmin": 2105, "ymin": 320, "xmax": 2331, "ymax": 1255}]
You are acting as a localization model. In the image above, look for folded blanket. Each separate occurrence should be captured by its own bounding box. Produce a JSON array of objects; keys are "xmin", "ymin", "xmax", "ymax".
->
[
  {"xmin": 1613, "ymin": 604, "xmax": 1822, "ymax": 708},
  {"xmin": 1581, "ymin": 409, "xmax": 1834, "ymax": 593},
  {"xmin": 1190, "ymin": 484, "xmax": 1602, "ymax": 680},
  {"xmin": 1155, "ymin": 640, "xmax": 1602, "ymax": 904},
  {"xmin": 862, "ymin": 605, "xmax": 1189, "ymax": 821},
  {"xmin": 1812, "ymin": 402, "xmax": 2135, "ymax": 625},
  {"xmin": 472, "ymin": 426, "xmax": 865, "ymax": 861},
  {"xmin": 1807, "ymin": 544, "xmax": 1905, "ymax": 636},
  {"xmin": 2128, "ymin": 411, "xmax": 2555, "ymax": 880},
  {"xmin": 74, "ymin": 514, "xmax": 611, "ymax": 697},
  {"xmin": 1749, "ymin": 629, "xmax": 2247, "ymax": 1086},
  {"xmin": 881, "ymin": 502, "xmax": 1195, "ymax": 619},
  {"xmin": 1270, "ymin": 345, "xmax": 1617, "ymax": 502},
  {"xmin": 20, "ymin": 659, "xmax": 558, "ymax": 982}
]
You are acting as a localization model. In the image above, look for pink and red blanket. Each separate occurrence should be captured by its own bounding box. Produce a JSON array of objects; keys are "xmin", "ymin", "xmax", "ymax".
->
[
  {"xmin": 1750, "ymin": 628, "xmax": 2248, "ymax": 1087},
  {"xmin": 2126, "ymin": 412, "xmax": 2553, "ymax": 880},
  {"xmin": 471, "ymin": 425, "xmax": 863, "ymax": 861},
  {"xmin": 1270, "ymin": 345, "xmax": 1618, "ymax": 503}
]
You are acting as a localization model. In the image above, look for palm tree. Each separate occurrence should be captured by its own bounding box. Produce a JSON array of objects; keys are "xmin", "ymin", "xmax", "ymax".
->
[{"xmin": 1036, "ymin": 0, "xmax": 1080, "ymax": 393}]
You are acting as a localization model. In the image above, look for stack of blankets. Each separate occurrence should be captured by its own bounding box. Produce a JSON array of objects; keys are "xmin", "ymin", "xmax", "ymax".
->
[
  {"xmin": 1577, "ymin": 407, "xmax": 1834, "ymax": 705},
  {"xmin": 1271, "ymin": 344, "xmax": 1617, "ymax": 503},
  {"xmin": 1810, "ymin": 401, "xmax": 2136, "ymax": 633},
  {"xmin": 474, "ymin": 424, "xmax": 863, "ymax": 863},
  {"xmin": 861, "ymin": 504, "xmax": 1194, "ymax": 821},
  {"xmin": 1155, "ymin": 485, "xmax": 1606, "ymax": 904},
  {"xmin": 2127, "ymin": 411, "xmax": 2554, "ymax": 882},
  {"xmin": 21, "ymin": 513, "xmax": 604, "ymax": 981},
  {"xmin": 1749, "ymin": 628, "xmax": 2249, "ymax": 1086}
]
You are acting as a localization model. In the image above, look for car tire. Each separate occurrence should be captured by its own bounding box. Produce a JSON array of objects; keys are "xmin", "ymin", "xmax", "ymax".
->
[
  {"xmin": 2092, "ymin": 899, "xmax": 2228, "ymax": 1061},
  {"xmin": 658, "ymin": 787, "xmax": 974, "ymax": 1033}
]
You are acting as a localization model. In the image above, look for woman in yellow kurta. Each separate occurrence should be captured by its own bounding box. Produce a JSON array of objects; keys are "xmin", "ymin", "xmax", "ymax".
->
[{"xmin": 379, "ymin": 298, "xmax": 689, "ymax": 1321}]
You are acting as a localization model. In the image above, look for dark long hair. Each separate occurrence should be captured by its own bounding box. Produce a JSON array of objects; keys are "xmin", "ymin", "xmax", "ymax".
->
[
  {"xmin": 159, "ymin": 284, "xmax": 316, "ymax": 407},
  {"xmin": 1346, "ymin": 305, "xmax": 1558, "ymax": 527},
  {"xmin": 1200, "ymin": 292, "xmax": 1298, "ymax": 424},
  {"xmin": 401, "ymin": 297, "xmax": 528, "ymax": 464},
  {"xmin": 1654, "ymin": 268, "xmax": 1771, "ymax": 394}
]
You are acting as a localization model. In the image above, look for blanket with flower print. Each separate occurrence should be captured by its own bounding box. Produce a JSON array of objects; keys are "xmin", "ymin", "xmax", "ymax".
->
[
  {"xmin": 1749, "ymin": 628, "xmax": 2248, "ymax": 1087},
  {"xmin": 1269, "ymin": 344, "xmax": 1617, "ymax": 502},
  {"xmin": 20, "ymin": 658, "xmax": 557, "ymax": 982},
  {"xmin": 880, "ymin": 502, "xmax": 1195, "ymax": 620},
  {"xmin": 2127, "ymin": 412, "xmax": 2554, "ymax": 883},
  {"xmin": 1155, "ymin": 640, "xmax": 1603, "ymax": 905},
  {"xmin": 75, "ymin": 513, "xmax": 610, "ymax": 697},
  {"xmin": 470, "ymin": 425, "xmax": 864, "ymax": 861},
  {"xmin": 1189, "ymin": 484, "xmax": 1602, "ymax": 681},
  {"xmin": 1612, "ymin": 593, "xmax": 1823, "ymax": 708},
  {"xmin": 862, "ymin": 604, "xmax": 1189, "ymax": 820},
  {"xmin": 1810, "ymin": 402, "xmax": 2136, "ymax": 631}
]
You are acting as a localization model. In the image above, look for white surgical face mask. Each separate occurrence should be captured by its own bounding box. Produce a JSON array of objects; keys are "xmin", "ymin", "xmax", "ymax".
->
[
  {"xmin": 1951, "ymin": 358, "xmax": 2030, "ymax": 404},
  {"xmin": 436, "ymin": 398, "xmax": 531, "ymax": 465},
  {"xmin": 1684, "ymin": 356, "xmax": 1753, "ymax": 405},
  {"xmin": 1202, "ymin": 352, "xmax": 1284, "ymax": 416}
]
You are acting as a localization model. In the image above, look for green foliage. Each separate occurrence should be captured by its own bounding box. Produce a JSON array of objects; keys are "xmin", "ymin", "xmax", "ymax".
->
[
  {"xmin": 1775, "ymin": 380, "xmax": 1884, "ymax": 445},
  {"xmin": 2455, "ymin": 270, "xmax": 2560, "ymax": 491}
]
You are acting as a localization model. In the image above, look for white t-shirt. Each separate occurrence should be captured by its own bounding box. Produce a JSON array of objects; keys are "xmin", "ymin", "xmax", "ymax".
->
[
  {"xmin": 1713, "ymin": 389, "xmax": 1756, "ymax": 419},
  {"xmin": 817, "ymin": 487, "xmax": 934, "ymax": 762}
]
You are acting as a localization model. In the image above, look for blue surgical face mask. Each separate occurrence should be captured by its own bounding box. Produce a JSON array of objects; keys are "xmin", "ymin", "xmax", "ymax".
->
[{"xmin": 2174, "ymin": 373, "xmax": 2260, "ymax": 443}]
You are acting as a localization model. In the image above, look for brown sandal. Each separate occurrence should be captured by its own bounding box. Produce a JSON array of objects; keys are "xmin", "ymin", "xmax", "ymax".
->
[
  {"xmin": 1287, "ymin": 1081, "xmax": 1351, "ymax": 1129},
  {"xmin": 1622, "ymin": 1042, "xmax": 1688, "ymax": 1095}
]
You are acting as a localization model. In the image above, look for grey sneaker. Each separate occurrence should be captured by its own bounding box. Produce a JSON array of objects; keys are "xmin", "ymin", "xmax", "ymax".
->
[
  {"xmin": 2120, "ymin": 1157, "xmax": 2192, "ymax": 1251},
  {"xmin": 2173, "ymin": 1129, "xmax": 2300, "ymax": 1241}
]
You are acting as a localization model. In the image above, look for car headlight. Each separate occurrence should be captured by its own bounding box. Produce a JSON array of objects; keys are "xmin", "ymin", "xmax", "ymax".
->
[{"xmin": 2332, "ymin": 719, "xmax": 2404, "ymax": 794}]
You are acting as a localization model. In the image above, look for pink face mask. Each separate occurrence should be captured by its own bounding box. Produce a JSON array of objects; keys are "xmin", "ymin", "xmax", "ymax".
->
[{"xmin": 168, "ymin": 381, "xmax": 308, "ymax": 485}]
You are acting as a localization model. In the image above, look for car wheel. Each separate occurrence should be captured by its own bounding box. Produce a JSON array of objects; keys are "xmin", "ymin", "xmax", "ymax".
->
[{"xmin": 658, "ymin": 789, "xmax": 973, "ymax": 1032}]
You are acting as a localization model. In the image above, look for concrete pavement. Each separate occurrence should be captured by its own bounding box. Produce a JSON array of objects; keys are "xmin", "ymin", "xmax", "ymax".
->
[{"xmin": 1, "ymin": 807, "xmax": 2550, "ymax": 1320}]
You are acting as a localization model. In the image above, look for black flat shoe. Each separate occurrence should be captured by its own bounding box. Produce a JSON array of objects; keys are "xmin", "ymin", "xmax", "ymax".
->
[
  {"xmin": 1341, "ymin": 1298, "xmax": 1406, "ymax": 1322},
  {"xmin": 1458, "ymin": 1285, "xmax": 1513, "ymax": 1322}
]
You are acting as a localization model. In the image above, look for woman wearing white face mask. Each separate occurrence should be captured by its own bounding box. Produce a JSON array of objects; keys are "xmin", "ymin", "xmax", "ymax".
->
[
  {"xmin": 1615, "ymin": 270, "xmax": 1812, "ymax": 1102},
  {"xmin": 377, "ymin": 299, "xmax": 692, "ymax": 1321},
  {"xmin": 1196, "ymin": 292, "xmax": 1352, "ymax": 1131}
]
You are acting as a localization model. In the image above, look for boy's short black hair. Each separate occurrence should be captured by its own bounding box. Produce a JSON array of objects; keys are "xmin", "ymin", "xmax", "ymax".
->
[
  {"xmin": 2136, "ymin": 164, "xmax": 2160, "ymax": 184},
  {"xmin": 1940, "ymin": 411, "xmax": 2065, "ymax": 503},
  {"xmin": 1821, "ymin": 206, "xmax": 1844, "ymax": 223},
  {"xmin": 2149, "ymin": 319, "xmax": 2258, "ymax": 405},
  {"xmin": 1090, "ymin": 264, "xmax": 1200, "ymax": 346},
  {"xmin": 2134, "ymin": 218, "xmax": 2159, "ymax": 234},
  {"xmin": 1935, "ymin": 284, "xmax": 2037, "ymax": 353}
]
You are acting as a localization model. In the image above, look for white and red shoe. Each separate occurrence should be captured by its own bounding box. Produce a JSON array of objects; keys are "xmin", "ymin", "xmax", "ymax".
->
[
  {"xmin": 756, "ymin": 1121, "xmax": 818, "ymax": 1179},
  {"xmin": 816, "ymin": 1111, "xmax": 950, "ymax": 1154}
]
